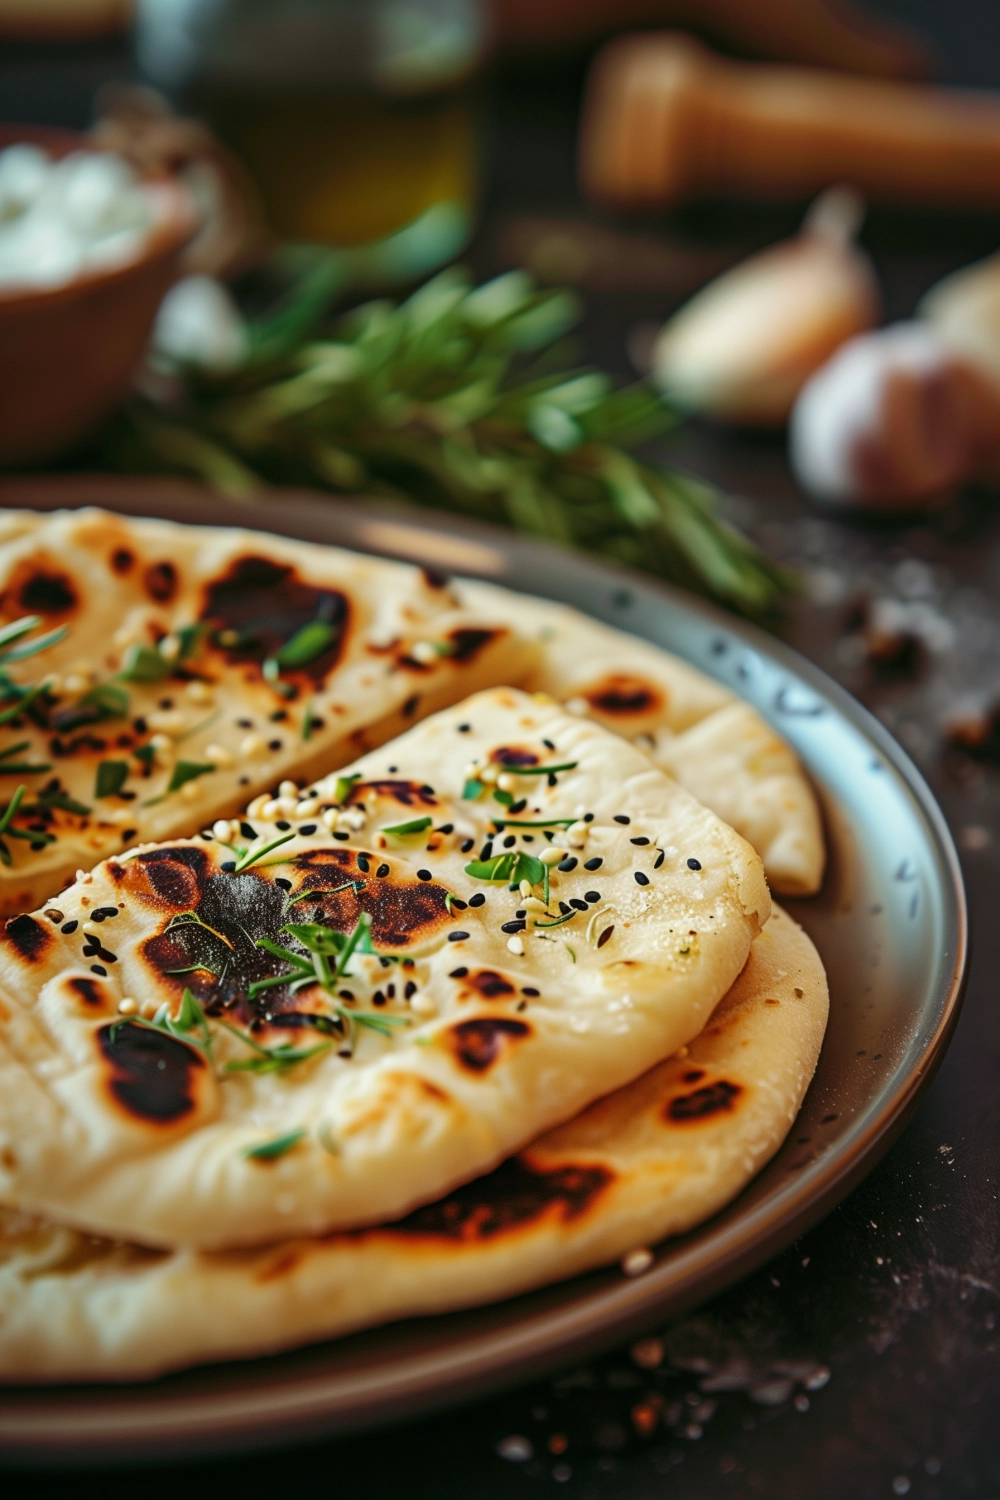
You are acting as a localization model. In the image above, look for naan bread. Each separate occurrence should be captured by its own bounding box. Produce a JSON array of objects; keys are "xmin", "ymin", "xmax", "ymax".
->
[
  {"xmin": 0, "ymin": 907, "xmax": 825, "ymax": 1382},
  {"xmin": 0, "ymin": 509, "xmax": 535, "ymax": 915},
  {"xmin": 457, "ymin": 581, "xmax": 825, "ymax": 896},
  {"xmin": 0, "ymin": 688, "xmax": 769, "ymax": 1251}
]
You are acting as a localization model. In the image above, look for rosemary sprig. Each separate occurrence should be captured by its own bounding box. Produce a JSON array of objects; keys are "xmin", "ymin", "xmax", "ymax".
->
[
  {"xmin": 243, "ymin": 1128, "xmax": 306, "ymax": 1161},
  {"xmin": 101, "ymin": 266, "xmax": 794, "ymax": 615},
  {"xmin": 218, "ymin": 1019, "xmax": 330, "ymax": 1075}
]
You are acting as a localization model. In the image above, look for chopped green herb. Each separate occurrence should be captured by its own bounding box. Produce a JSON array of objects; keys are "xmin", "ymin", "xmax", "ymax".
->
[
  {"xmin": 462, "ymin": 778, "xmax": 484, "ymax": 800},
  {"xmin": 51, "ymin": 682, "xmax": 129, "ymax": 733},
  {"xmin": 492, "ymin": 788, "xmax": 514, "ymax": 808},
  {"xmin": 167, "ymin": 760, "xmax": 215, "ymax": 794},
  {"xmin": 175, "ymin": 623, "xmax": 204, "ymax": 661},
  {"xmin": 134, "ymin": 743, "xmax": 156, "ymax": 767},
  {"xmin": 0, "ymin": 684, "xmax": 45, "ymax": 728},
  {"xmin": 218, "ymin": 1021, "xmax": 330, "ymax": 1075},
  {"xmin": 534, "ymin": 911, "xmax": 577, "ymax": 929},
  {"xmin": 134, "ymin": 987, "xmax": 214, "ymax": 1056},
  {"xmin": 118, "ymin": 644, "xmax": 170, "ymax": 684},
  {"xmin": 94, "ymin": 759, "xmax": 129, "ymax": 799},
  {"xmin": 243, "ymin": 1128, "xmax": 306, "ymax": 1161},
  {"xmin": 499, "ymin": 761, "xmax": 578, "ymax": 775},
  {"xmin": 263, "ymin": 620, "xmax": 338, "ymax": 681},
  {"xmin": 491, "ymin": 818, "xmax": 577, "ymax": 830},
  {"xmin": 0, "ymin": 739, "xmax": 52, "ymax": 775},
  {"xmin": 164, "ymin": 910, "xmax": 235, "ymax": 949},
  {"xmin": 301, "ymin": 699, "xmax": 316, "ymax": 741},
  {"xmin": 30, "ymin": 785, "xmax": 91, "ymax": 817},
  {"xmin": 381, "ymin": 816, "xmax": 432, "ymax": 836},
  {"xmin": 565, "ymin": 944, "xmax": 577, "ymax": 962},
  {"xmin": 334, "ymin": 772, "xmax": 361, "ymax": 805},
  {"xmin": 0, "ymin": 620, "xmax": 68, "ymax": 665},
  {"xmin": 464, "ymin": 850, "xmax": 545, "ymax": 887},
  {"xmin": 231, "ymin": 830, "xmax": 296, "ymax": 873}
]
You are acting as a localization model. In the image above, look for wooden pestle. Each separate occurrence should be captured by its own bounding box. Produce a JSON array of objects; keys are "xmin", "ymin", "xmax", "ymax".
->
[{"xmin": 580, "ymin": 33, "xmax": 1000, "ymax": 211}]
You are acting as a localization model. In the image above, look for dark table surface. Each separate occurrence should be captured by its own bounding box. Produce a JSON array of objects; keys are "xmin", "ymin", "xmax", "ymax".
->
[{"xmin": 4, "ymin": 13, "xmax": 1000, "ymax": 1498}]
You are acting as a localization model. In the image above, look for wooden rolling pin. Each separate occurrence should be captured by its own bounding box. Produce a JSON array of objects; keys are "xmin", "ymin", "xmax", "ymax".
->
[{"xmin": 580, "ymin": 33, "xmax": 1000, "ymax": 211}]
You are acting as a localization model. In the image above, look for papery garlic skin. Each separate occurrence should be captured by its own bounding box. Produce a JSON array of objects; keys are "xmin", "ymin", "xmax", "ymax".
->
[
  {"xmin": 789, "ymin": 322, "xmax": 1000, "ymax": 508},
  {"xmin": 651, "ymin": 187, "xmax": 879, "ymax": 425},
  {"xmin": 919, "ymin": 251, "xmax": 1000, "ymax": 387}
]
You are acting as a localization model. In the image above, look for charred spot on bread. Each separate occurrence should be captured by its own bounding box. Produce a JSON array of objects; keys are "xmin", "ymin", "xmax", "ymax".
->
[
  {"xmin": 144, "ymin": 561, "xmax": 178, "ymax": 604},
  {"xmin": 465, "ymin": 969, "xmax": 517, "ymax": 1000},
  {"xmin": 201, "ymin": 555, "xmax": 349, "ymax": 682},
  {"xmin": 448, "ymin": 1016, "xmax": 531, "ymax": 1073},
  {"xmin": 490, "ymin": 745, "xmax": 539, "ymax": 766},
  {"xmin": 131, "ymin": 846, "xmax": 211, "ymax": 908},
  {"xmin": 446, "ymin": 626, "xmax": 501, "ymax": 663},
  {"xmin": 68, "ymin": 976, "xmax": 106, "ymax": 1007},
  {"xmin": 345, "ymin": 779, "xmax": 438, "ymax": 809},
  {"xmin": 3, "ymin": 913, "xmax": 52, "ymax": 963},
  {"xmin": 110, "ymin": 548, "xmax": 135, "ymax": 575},
  {"xmin": 4, "ymin": 564, "xmax": 78, "ymax": 618},
  {"xmin": 387, "ymin": 1155, "xmax": 613, "ymax": 1242},
  {"xmin": 97, "ymin": 1020, "xmax": 205, "ymax": 1124},
  {"xmin": 666, "ymin": 1078, "xmax": 742, "ymax": 1122},
  {"xmin": 583, "ymin": 674, "xmax": 664, "ymax": 718}
]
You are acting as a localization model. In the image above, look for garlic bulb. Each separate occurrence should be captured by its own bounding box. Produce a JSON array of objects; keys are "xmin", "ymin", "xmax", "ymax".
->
[
  {"xmin": 789, "ymin": 322, "xmax": 1000, "ymax": 509},
  {"xmin": 919, "ymin": 252, "xmax": 1000, "ymax": 386},
  {"xmin": 651, "ymin": 187, "xmax": 879, "ymax": 425}
]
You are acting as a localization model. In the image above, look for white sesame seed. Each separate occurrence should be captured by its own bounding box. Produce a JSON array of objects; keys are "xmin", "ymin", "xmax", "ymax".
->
[
  {"xmin": 539, "ymin": 846, "xmax": 564, "ymax": 866},
  {"xmin": 40, "ymin": 671, "xmax": 62, "ymax": 693},
  {"xmin": 567, "ymin": 821, "xmax": 589, "ymax": 847},
  {"xmin": 213, "ymin": 819, "xmax": 234, "ymax": 842},
  {"xmin": 344, "ymin": 807, "xmax": 367, "ymax": 830},
  {"xmin": 158, "ymin": 634, "xmax": 181, "ymax": 661},
  {"xmin": 480, "ymin": 764, "xmax": 498, "ymax": 784},
  {"xmin": 321, "ymin": 808, "xmax": 339, "ymax": 831},
  {"xmin": 565, "ymin": 696, "xmax": 588, "ymax": 715},
  {"xmin": 64, "ymin": 673, "xmax": 88, "ymax": 695},
  {"xmin": 109, "ymin": 808, "xmax": 134, "ymax": 825},
  {"xmin": 462, "ymin": 762, "xmax": 480, "ymax": 780},
  {"xmin": 573, "ymin": 804, "xmax": 587, "ymax": 819},
  {"xmin": 247, "ymin": 793, "xmax": 271, "ymax": 819},
  {"xmin": 497, "ymin": 773, "xmax": 517, "ymax": 793},
  {"xmin": 507, "ymin": 935, "xmax": 525, "ymax": 956},
  {"xmin": 274, "ymin": 796, "xmax": 297, "ymax": 817},
  {"xmin": 410, "ymin": 993, "xmax": 437, "ymax": 1017},
  {"xmin": 262, "ymin": 800, "xmax": 281, "ymax": 820},
  {"xmin": 82, "ymin": 921, "xmax": 100, "ymax": 935},
  {"xmin": 184, "ymin": 679, "xmax": 213, "ymax": 703},
  {"xmin": 149, "ymin": 733, "xmax": 173, "ymax": 755},
  {"xmin": 203, "ymin": 743, "xmax": 233, "ymax": 769},
  {"xmin": 621, "ymin": 1247, "xmax": 654, "ymax": 1277},
  {"xmin": 278, "ymin": 780, "xmax": 299, "ymax": 799},
  {"xmin": 522, "ymin": 896, "xmax": 547, "ymax": 913},
  {"xmin": 295, "ymin": 798, "xmax": 320, "ymax": 817},
  {"xmin": 117, "ymin": 998, "xmax": 137, "ymax": 1015},
  {"xmin": 180, "ymin": 779, "xmax": 202, "ymax": 801},
  {"xmin": 240, "ymin": 732, "xmax": 267, "ymax": 761},
  {"xmin": 410, "ymin": 640, "xmax": 437, "ymax": 664},
  {"xmin": 147, "ymin": 709, "xmax": 185, "ymax": 735},
  {"xmin": 518, "ymin": 878, "xmax": 533, "ymax": 898}
]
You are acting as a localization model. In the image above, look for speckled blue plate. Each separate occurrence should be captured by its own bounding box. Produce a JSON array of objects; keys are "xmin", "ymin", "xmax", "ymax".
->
[{"xmin": 0, "ymin": 477, "xmax": 968, "ymax": 1467}]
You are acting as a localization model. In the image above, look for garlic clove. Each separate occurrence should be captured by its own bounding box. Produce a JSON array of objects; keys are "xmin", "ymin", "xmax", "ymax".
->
[
  {"xmin": 651, "ymin": 187, "xmax": 879, "ymax": 425},
  {"xmin": 918, "ymin": 251, "xmax": 1000, "ymax": 387},
  {"xmin": 789, "ymin": 322, "xmax": 1000, "ymax": 509}
]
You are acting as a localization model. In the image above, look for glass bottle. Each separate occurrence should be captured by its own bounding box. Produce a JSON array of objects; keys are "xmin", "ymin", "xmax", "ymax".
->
[{"xmin": 135, "ymin": 0, "xmax": 484, "ymax": 258}]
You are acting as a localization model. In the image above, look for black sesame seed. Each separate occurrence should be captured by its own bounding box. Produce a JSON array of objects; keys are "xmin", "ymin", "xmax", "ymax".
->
[
  {"xmin": 376, "ymin": 863, "xmax": 390, "ymax": 878},
  {"xmin": 90, "ymin": 911, "xmax": 106, "ymax": 922},
  {"xmin": 458, "ymin": 724, "xmax": 471, "ymax": 733},
  {"xmin": 379, "ymin": 955, "xmax": 392, "ymax": 968},
  {"xmin": 221, "ymin": 861, "xmax": 236, "ymax": 873},
  {"xmin": 547, "ymin": 774, "xmax": 557, "ymax": 787},
  {"xmin": 557, "ymin": 857, "xmax": 577, "ymax": 872},
  {"xmin": 270, "ymin": 709, "xmax": 288, "ymax": 722},
  {"xmin": 516, "ymin": 999, "xmax": 527, "ymax": 1011},
  {"xmin": 449, "ymin": 967, "xmax": 469, "ymax": 979},
  {"xmin": 388, "ymin": 765, "xmax": 398, "ymax": 773},
  {"xmin": 468, "ymin": 893, "xmax": 486, "ymax": 907},
  {"xmin": 501, "ymin": 920, "xmax": 526, "ymax": 934},
  {"xmin": 404, "ymin": 980, "xmax": 417, "ymax": 999},
  {"xmin": 634, "ymin": 871, "xmax": 650, "ymax": 886},
  {"xmin": 449, "ymin": 897, "xmax": 468, "ymax": 910},
  {"xmin": 357, "ymin": 854, "xmax": 370, "ymax": 872},
  {"xmin": 299, "ymin": 824, "xmax": 317, "ymax": 835},
  {"xmin": 200, "ymin": 830, "xmax": 214, "ymax": 841},
  {"xmin": 268, "ymin": 739, "xmax": 282, "ymax": 751},
  {"xmin": 46, "ymin": 909, "xmax": 64, "ymax": 923},
  {"xmin": 61, "ymin": 920, "xmax": 78, "ymax": 934},
  {"xmin": 522, "ymin": 986, "xmax": 540, "ymax": 996},
  {"xmin": 569, "ymin": 898, "xmax": 589, "ymax": 912},
  {"xmin": 372, "ymin": 990, "xmax": 385, "ymax": 1006},
  {"xmin": 122, "ymin": 828, "xmax": 138, "ymax": 841},
  {"xmin": 461, "ymin": 838, "xmax": 474, "ymax": 853},
  {"xmin": 509, "ymin": 799, "xmax": 527, "ymax": 815},
  {"xmin": 559, "ymin": 901, "xmax": 571, "ymax": 915},
  {"xmin": 630, "ymin": 836, "xmax": 650, "ymax": 846},
  {"xmin": 275, "ymin": 878, "xmax": 292, "ymax": 891},
  {"xmin": 480, "ymin": 841, "xmax": 494, "ymax": 860},
  {"xmin": 597, "ymin": 925, "xmax": 614, "ymax": 948},
  {"xmin": 339, "ymin": 990, "xmax": 354, "ymax": 1001},
  {"xmin": 275, "ymin": 819, "xmax": 291, "ymax": 830},
  {"xmin": 158, "ymin": 697, "xmax": 173, "ymax": 710},
  {"xmin": 240, "ymin": 822, "xmax": 256, "ymax": 839},
  {"xmin": 503, "ymin": 835, "xmax": 516, "ymax": 848},
  {"xmin": 237, "ymin": 718, "xmax": 253, "ymax": 729},
  {"xmin": 515, "ymin": 909, "xmax": 526, "ymax": 919},
  {"xmin": 91, "ymin": 965, "xmax": 107, "ymax": 975},
  {"xmin": 417, "ymin": 869, "xmax": 432, "ymax": 881},
  {"xmin": 94, "ymin": 906, "xmax": 119, "ymax": 919},
  {"xmin": 437, "ymin": 823, "xmax": 454, "ymax": 835},
  {"xmin": 448, "ymin": 930, "xmax": 470, "ymax": 941},
  {"xmin": 584, "ymin": 857, "xmax": 603, "ymax": 870},
  {"xmin": 614, "ymin": 815, "xmax": 631, "ymax": 824},
  {"xmin": 654, "ymin": 850, "xmax": 665, "ymax": 869},
  {"xmin": 542, "ymin": 739, "xmax": 555, "ymax": 750},
  {"xmin": 333, "ymin": 830, "xmax": 350, "ymax": 841},
  {"xmin": 523, "ymin": 834, "xmax": 534, "ymax": 842},
  {"xmin": 584, "ymin": 891, "xmax": 601, "ymax": 903},
  {"xmin": 687, "ymin": 858, "xmax": 702, "ymax": 870},
  {"xmin": 338, "ymin": 1048, "xmax": 352, "ymax": 1058}
]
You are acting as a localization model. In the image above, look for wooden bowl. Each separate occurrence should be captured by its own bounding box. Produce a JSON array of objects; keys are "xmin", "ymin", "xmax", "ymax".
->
[{"xmin": 0, "ymin": 126, "xmax": 197, "ymax": 467}]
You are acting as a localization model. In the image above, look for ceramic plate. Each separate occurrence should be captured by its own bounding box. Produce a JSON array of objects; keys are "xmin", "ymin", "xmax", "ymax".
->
[{"xmin": 0, "ymin": 478, "xmax": 967, "ymax": 1467}]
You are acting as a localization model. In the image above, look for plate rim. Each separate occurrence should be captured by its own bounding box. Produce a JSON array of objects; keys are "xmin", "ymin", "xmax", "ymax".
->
[{"xmin": 0, "ymin": 476, "xmax": 968, "ymax": 1466}]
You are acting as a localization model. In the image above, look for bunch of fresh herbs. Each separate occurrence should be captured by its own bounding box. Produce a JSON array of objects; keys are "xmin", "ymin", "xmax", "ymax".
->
[{"xmin": 101, "ymin": 264, "xmax": 793, "ymax": 614}]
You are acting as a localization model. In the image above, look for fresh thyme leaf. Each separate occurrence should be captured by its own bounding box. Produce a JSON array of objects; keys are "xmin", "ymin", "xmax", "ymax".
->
[
  {"xmin": 243, "ymin": 1128, "xmax": 306, "ymax": 1160},
  {"xmin": 462, "ymin": 778, "xmax": 484, "ymax": 800},
  {"xmin": 0, "ymin": 684, "xmax": 45, "ymax": 727},
  {"xmin": 51, "ymin": 682, "xmax": 129, "ymax": 733},
  {"xmin": 534, "ymin": 911, "xmax": 576, "ymax": 929},
  {"xmin": 0, "ymin": 621, "xmax": 68, "ymax": 665},
  {"xmin": 134, "ymin": 743, "xmax": 156, "ymax": 767},
  {"xmin": 101, "ymin": 265, "xmax": 794, "ymax": 615},
  {"xmin": 499, "ymin": 761, "xmax": 578, "ymax": 775},
  {"xmin": 301, "ymin": 699, "xmax": 316, "ymax": 740},
  {"xmin": 381, "ymin": 816, "xmax": 432, "ymax": 836},
  {"xmin": 94, "ymin": 759, "xmax": 129, "ymax": 798},
  {"xmin": 175, "ymin": 623, "xmax": 204, "ymax": 661},
  {"xmin": 465, "ymin": 853, "xmax": 517, "ymax": 883},
  {"xmin": 334, "ymin": 772, "xmax": 361, "ymax": 805},
  {"xmin": 118, "ymin": 643, "xmax": 171, "ymax": 683},
  {"xmin": 232, "ymin": 830, "xmax": 295, "ymax": 872},
  {"xmin": 166, "ymin": 760, "xmax": 215, "ymax": 794},
  {"xmin": 30, "ymin": 786, "xmax": 91, "ymax": 817},
  {"xmin": 492, "ymin": 789, "xmax": 514, "ymax": 808},
  {"xmin": 491, "ymin": 817, "xmax": 576, "ymax": 829},
  {"xmin": 0, "ymin": 760, "xmax": 52, "ymax": 775},
  {"xmin": 0, "ymin": 784, "xmax": 26, "ymax": 837},
  {"xmin": 218, "ymin": 1019, "xmax": 330, "ymax": 1075},
  {"xmin": 273, "ymin": 619, "xmax": 337, "ymax": 670}
]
